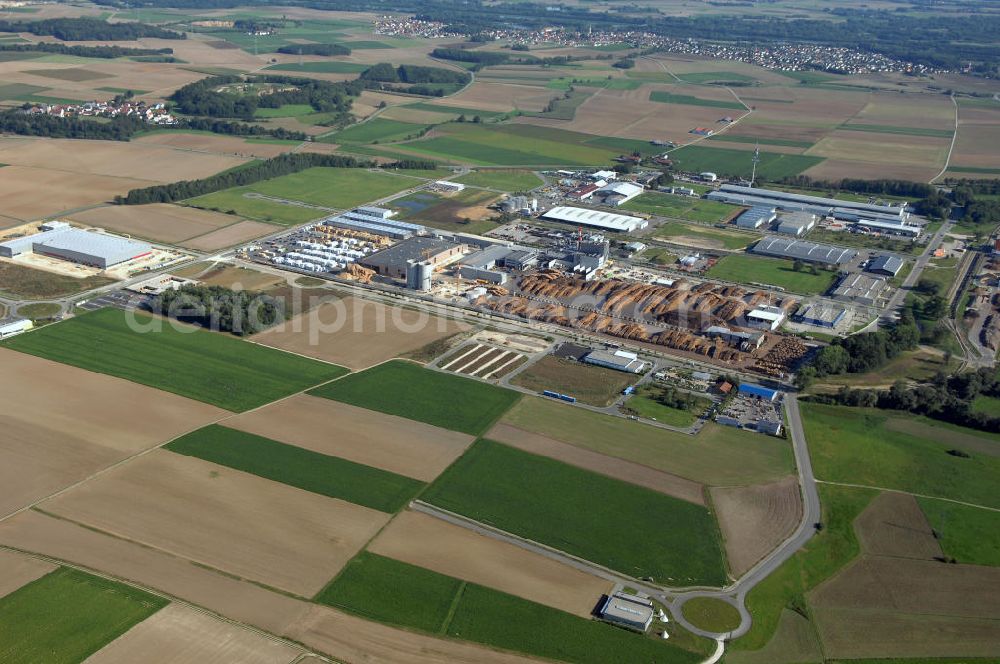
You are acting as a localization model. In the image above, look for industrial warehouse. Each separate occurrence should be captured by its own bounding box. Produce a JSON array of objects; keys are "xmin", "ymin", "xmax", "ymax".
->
[
  {"xmin": 541, "ymin": 206, "xmax": 648, "ymax": 233},
  {"xmin": 751, "ymin": 236, "xmax": 858, "ymax": 266},
  {"xmin": 0, "ymin": 222, "xmax": 151, "ymax": 269}
]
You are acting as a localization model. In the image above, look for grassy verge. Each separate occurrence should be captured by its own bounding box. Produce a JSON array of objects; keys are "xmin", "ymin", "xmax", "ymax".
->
[
  {"xmin": 422, "ymin": 439, "xmax": 727, "ymax": 585},
  {"xmin": 654, "ymin": 221, "xmax": 751, "ymax": 250},
  {"xmin": 680, "ymin": 597, "xmax": 742, "ymax": 632},
  {"xmin": 708, "ymin": 254, "xmax": 838, "ymax": 295},
  {"xmin": 622, "ymin": 193, "xmax": 738, "ymax": 224},
  {"xmin": 309, "ymin": 359, "xmax": 520, "ymax": 435},
  {"xmin": 453, "ymin": 169, "xmax": 542, "ymax": 192},
  {"xmin": 0, "ymin": 567, "xmax": 167, "ymax": 664},
  {"xmin": 2, "ymin": 308, "xmax": 347, "ymax": 412},
  {"xmin": 166, "ymin": 425, "xmax": 423, "ymax": 512}
]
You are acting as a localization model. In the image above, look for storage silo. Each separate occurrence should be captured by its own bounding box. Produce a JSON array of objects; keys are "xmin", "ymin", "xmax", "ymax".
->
[{"xmin": 406, "ymin": 259, "xmax": 433, "ymax": 291}]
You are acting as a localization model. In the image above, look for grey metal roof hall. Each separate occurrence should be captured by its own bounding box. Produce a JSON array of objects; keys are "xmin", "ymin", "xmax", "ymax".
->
[
  {"xmin": 867, "ymin": 254, "xmax": 904, "ymax": 276},
  {"xmin": 751, "ymin": 236, "xmax": 857, "ymax": 265}
]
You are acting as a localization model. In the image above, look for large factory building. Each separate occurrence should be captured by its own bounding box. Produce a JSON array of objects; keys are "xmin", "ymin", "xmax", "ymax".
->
[{"xmin": 0, "ymin": 225, "xmax": 151, "ymax": 269}]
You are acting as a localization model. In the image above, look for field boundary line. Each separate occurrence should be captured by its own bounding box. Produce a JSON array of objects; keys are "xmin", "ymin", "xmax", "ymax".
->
[
  {"xmin": 814, "ymin": 479, "xmax": 1000, "ymax": 513},
  {"xmin": 439, "ymin": 580, "xmax": 467, "ymax": 635},
  {"xmin": 0, "ymin": 543, "xmax": 334, "ymax": 664},
  {"xmin": 929, "ymin": 93, "xmax": 959, "ymax": 184}
]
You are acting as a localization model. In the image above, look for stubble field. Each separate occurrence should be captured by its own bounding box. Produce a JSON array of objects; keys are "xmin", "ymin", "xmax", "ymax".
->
[{"xmin": 68, "ymin": 203, "xmax": 271, "ymax": 247}]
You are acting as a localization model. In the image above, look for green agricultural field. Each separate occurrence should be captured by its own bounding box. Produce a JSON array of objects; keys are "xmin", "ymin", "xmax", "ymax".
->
[
  {"xmin": 731, "ymin": 484, "xmax": 877, "ymax": 651},
  {"xmin": 622, "ymin": 192, "xmax": 740, "ymax": 223},
  {"xmin": 253, "ymin": 104, "xmax": 316, "ymax": 119},
  {"xmin": 919, "ymin": 498, "xmax": 1000, "ymax": 567},
  {"xmin": 332, "ymin": 118, "xmax": 432, "ymax": 144},
  {"xmin": 316, "ymin": 552, "xmax": 463, "ymax": 632},
  {"xmin": 708, "ymin": 134, "xmax": 815, "ymax": 149},
  {"xmin": 191, "ymin": 167, "xmax": 417, "ymax": 217},
  {"xmin": 265, "ymin": 61, "xmax": 369, "ymax": 74},
  {"xmin": 309, "ymin": 360, "xmax": 520, "ymax": 435},
  {"xmin": 423, "ymin": 439, "xmax": 727, "ymax": 585},
  {"xmin": 166, "ymin": 425, "xmax": 423, "ymax": 512},
  {"xmin": 319, "ymin": 552, "xmax": 707, "ymax": 663},
  {"xmin": 453, "ymin": 169, "xmax": 542, "ymax": 191},
  {"xmin": 623, "ymin": 385, "xmax": 711, "ymax": 427},
  {"xmin": 501, "ymin": 396, "xmax": 794, "ymax": 486},
  {"xmin": 184, "ymin": 191, "xmax": 324, "ymax": 226},
  {"xmin": 2, "ymin": 308, "xmax": 347, "ymax": 412},
  {"xmin": 649, "ymin": 90, "xmax": 746, "ymax": 110},
  {"xmin": 972, "ymin": 394, "xmax": 1000, "ymax": 416},
  {"xmin": 391, "ymin": 123, "xmax": 619, "ymax": 167},
  {"xmin": 801, "ymin": 403, "xmax": 1000, "ymax": 509},
  {"xmin": 0, "ymin": 568, "xmax": 167, "ymax": 664},
  {"xmin": 675, "ymin": 71, "xmax": 756, "ymax": 84},
  {"xmin": 546, "ymin": 76, "xmax": 642, "ymax": 90},
  {"xmin": 668, "ymin": 145, "xmax": 824, "ymax": 180},
  {"xmin": 512, "ymin": 355, "xmax": 637, "ymax": 406},
  {"xmin": 654, "ymin": 221, "xmax": 753, "ymax": 250},
  {"xmin": 708, "ymin": 254, "xmax": 838, "ymax": 295}
]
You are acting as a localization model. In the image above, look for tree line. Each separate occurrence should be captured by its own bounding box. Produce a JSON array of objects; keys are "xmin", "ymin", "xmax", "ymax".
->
[
  {"xmin": 796, "ymin": 317, "xmax": 920, "ymax": 388},
  {"xmin": 276, "ymin": 42, "xmax": 350, "ymax": 56},
  {"xmin": 116, "ymin": 152, "xmax": 364, "ymax": 204},
  {"xmin": 150, "ymin": 285, "xmax": 283, "ymax": 336},
  {"xmin": 0, "ymin": 17, "xmax": 185, "ymax": 41},
  {"xmin": 773, "ymin": 175, "xmax": 934, "ymax": 199},
  {"xmin": 0, "ymin": 42, "xmax": 174, "ymax": 58},
  {"xmin": 361, "ymin": 62, "xmax": 470, "ymax": 85},
  {"xmin": 809, "ymin": 367, "xmax": 1000, "ymax": 434}
]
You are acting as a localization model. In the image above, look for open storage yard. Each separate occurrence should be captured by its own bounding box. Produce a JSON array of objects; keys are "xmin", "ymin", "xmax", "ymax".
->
[
  {"xmin": 41, "ymin": 450, "xmax": 390, "ymax": 597},
  {"xmin": 253, "ymin": 297, "xmax": 469, "ymax": 370},
  {"xmin": 422, "ymin": 439, "xmax": 728, "ymax": 585},
  {"xmin": 2, "ymin": 308, "xmax": 347, "ymax": 412},
  {"xmin": 309, "ymin": 359, "xmax": 520, "ymax": 436}
]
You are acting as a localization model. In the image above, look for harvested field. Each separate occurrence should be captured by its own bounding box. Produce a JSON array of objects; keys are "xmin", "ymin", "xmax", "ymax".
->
[
  {"xmin": 0, "ymin": 550, "xmax": 56, "ymax": 600},
  {"xmin": 854, "ymin": 492, "xmax": 942, "ymax": 560},
  {"xmin": 253, "ymin": 297, "xmax": 469, "ymax": 370},
  {"xmin": 952, "ymin": 121, "xmax": 1000, "ymax": 170},
  {"xmin": 196, "ymin": 264, "xmax": 285, "ymax": 291},
  {"xmin": 0, "ymin": 165, "xmax": 148, "ymax": 220},
  {"xmin": 486, "ymin": 422, "xmax": 706, "ymax": 505},
  {"xmin": 710, "ymin": 477, "xmax": 802, "ymax": 578},
  {"xmin": 0, "ymin": 137, "xmax": 246, "ymax": 184},
  {"xmin": 727, "ymin": 609, "xmax": 823, "ymax": 664},
  {"xmin": 433, "ymin": 81, "xmax": 556, "ymax": 112},
  {"xmin": 809, "ymin": 557, "xmax": 1000, "ymax": 658},
  {"xmin": 511, "ymin": 354, "xmax": 637, "ymax": 406},
  {"xmin": 368, "ymin": 510, "xmax": 613, "ymax": 617},
  {"xmin": 179, "ymin": 220, "xmax": 276, "ymax": 251},
  {"xmin": 224, "ymin": 394, "xmax": 473, "ymax": 482},
  {"xmin": 84, "ymin": 603, "xmax": 302, "ymax": 664},
  {"xmin": 43, "ymin": 450, "xmax": 389, "ymax": 597},
  {"xmin": 0, "ymin": 347, "xmax": 226, "ymax": 517},
  {"xmin": 67, "ymin": 204, "xmax": 245, "ymax": 245},
  {"xmin": 133, "ymin": 132, "xmax": 294, "ymax": 159},
  {"xmin": 0, "ymin": 511, "xmax": 535, "ymax": 664}
]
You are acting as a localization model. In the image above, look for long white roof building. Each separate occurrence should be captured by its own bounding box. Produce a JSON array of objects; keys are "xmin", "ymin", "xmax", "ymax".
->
[{"xmin": 541, "ymin": 206, "xmax": 648, "ymax": 233}]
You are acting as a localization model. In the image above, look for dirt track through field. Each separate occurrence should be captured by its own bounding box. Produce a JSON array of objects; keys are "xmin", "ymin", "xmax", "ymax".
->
[
  {"xmin": 83, "ymin": 603, "xmax": 302, "ymax": 664},
  {"xmin": 487, "ymin": 423, "xmax": 706, "ymax": 505},
  {"xmin": 710, "ymin": 476, "xmax": 802, "ymax": 578},
  {"xmin": 253, "ymin": 298, "xmax": 469, "ymax": 370},
  {"xmin": 225, "ymin": 394, "xmax": 473, "ymax": 482},
  {"xmin": 42, "ymin": 450, "xmax": 389, "ymax": 597},
  {"xmin": 0, "ymin": 348, "xmax": 227, "ymax": 518},
  {"xmin": 0, "ymin": 549, "xmax": 56, "ymax": 600},
  {"xmin": 0, "ymin": 511, "xmax": 539, "ymax": 664},
  {"xmin": 369, "ymin": 510, "xmax": 612, "ymax": 617}
]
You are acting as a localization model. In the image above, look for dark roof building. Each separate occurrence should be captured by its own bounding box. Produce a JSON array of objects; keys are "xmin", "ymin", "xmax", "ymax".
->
[
  {"xmin": 359, "ymin": 236, "xmax": 464, "ymax": 279},
  {"xmin": 867, "ymin": 254, "xmax": 904, "ymax": 277},
  {"xmin": 751, "ymin": 236, "xmax": 857, "ymax": 266}
]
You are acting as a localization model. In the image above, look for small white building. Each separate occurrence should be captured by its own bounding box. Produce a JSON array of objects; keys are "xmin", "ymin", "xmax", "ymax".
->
[
  {"xmin": 591, "ymin": 170, "xmax": 617, "ymax": 181},
  {"xmin": 746, "ymin": 305, "xmax": 786, "ymax": 331},
  {"xmin": 700, "ymin": 172, "xmax": 718, "ymax": 182},
  {"xmin": 583, "ymin": 349, "xmax": 647, "ymax": 373},
  {"xmin": 434, "ymin": 180, "xmax": 465, "ymax": 193},
  {"xmin": 0, "ymin": 316, "xmax": 33, "ymax": 338}
]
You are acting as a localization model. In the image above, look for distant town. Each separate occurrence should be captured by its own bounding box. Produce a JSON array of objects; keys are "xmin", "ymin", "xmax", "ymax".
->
[
  {"xmin": 23, "ymin": 97, "xmax": 179, "ymax": 125},
  {"xmin": 374, "ymin": 17, "xmax": 940, "ymax": 75}
]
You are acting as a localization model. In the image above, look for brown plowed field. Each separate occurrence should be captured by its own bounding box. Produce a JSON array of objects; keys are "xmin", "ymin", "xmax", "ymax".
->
[
  {"xmin": 952, "ymin": 122, "xmax": 1000, "ymax": 169},
  {"xmin": 224, "ymin": 394, "xmax": 473, "ymax": 482},
  {"xmin": 68, "ymin": 204, "xmax": 247, "ymax": 245},
  {"xmin": 803, "ymin": 159, "xmax": 941, "ymax": 183},
  {"xmin": 179, "ymin": 220, "xmax": 277, "ymax": 252},
  {"xmin": 42, "ymin": 450, "xmax": 389, "ymax": 596},
  {"xmin": 710, "ymin": 476, "xmax": 802, "ymax": 577},
  {"xmin": 0, "ymin": 549, "xmax": 57, "ymax": 600},
  {"xmin": 487, "ymin": 422, "xmax": 706, "ymax": 505},
  {"xmin": 85, "ymin": 603, "xmax": 302, "ymax": 664},
  {"xmin": 435, "ymin": 81, "xmax": 557, "ymax": 112},
  {"xmin": 368, "ymin": 510, "xmax": 612, "ymax": 617},
  {"xmin": 252, "ymin": 297, "xmax": 469, "ymax": 370},
  {"xmin": 0, "ymin": 348, "xmax": 227, "ymax": 517},
  {"xmin": 854, "ymin": 492, "xmax": 942, "ymax": 560},
  {"xmin": 0, "ymin": 511, "xmax": 533, "ymax": 664},
  {"xmin": 0, "ymin": 166, "xmax": 149, "ymax": 220}
]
